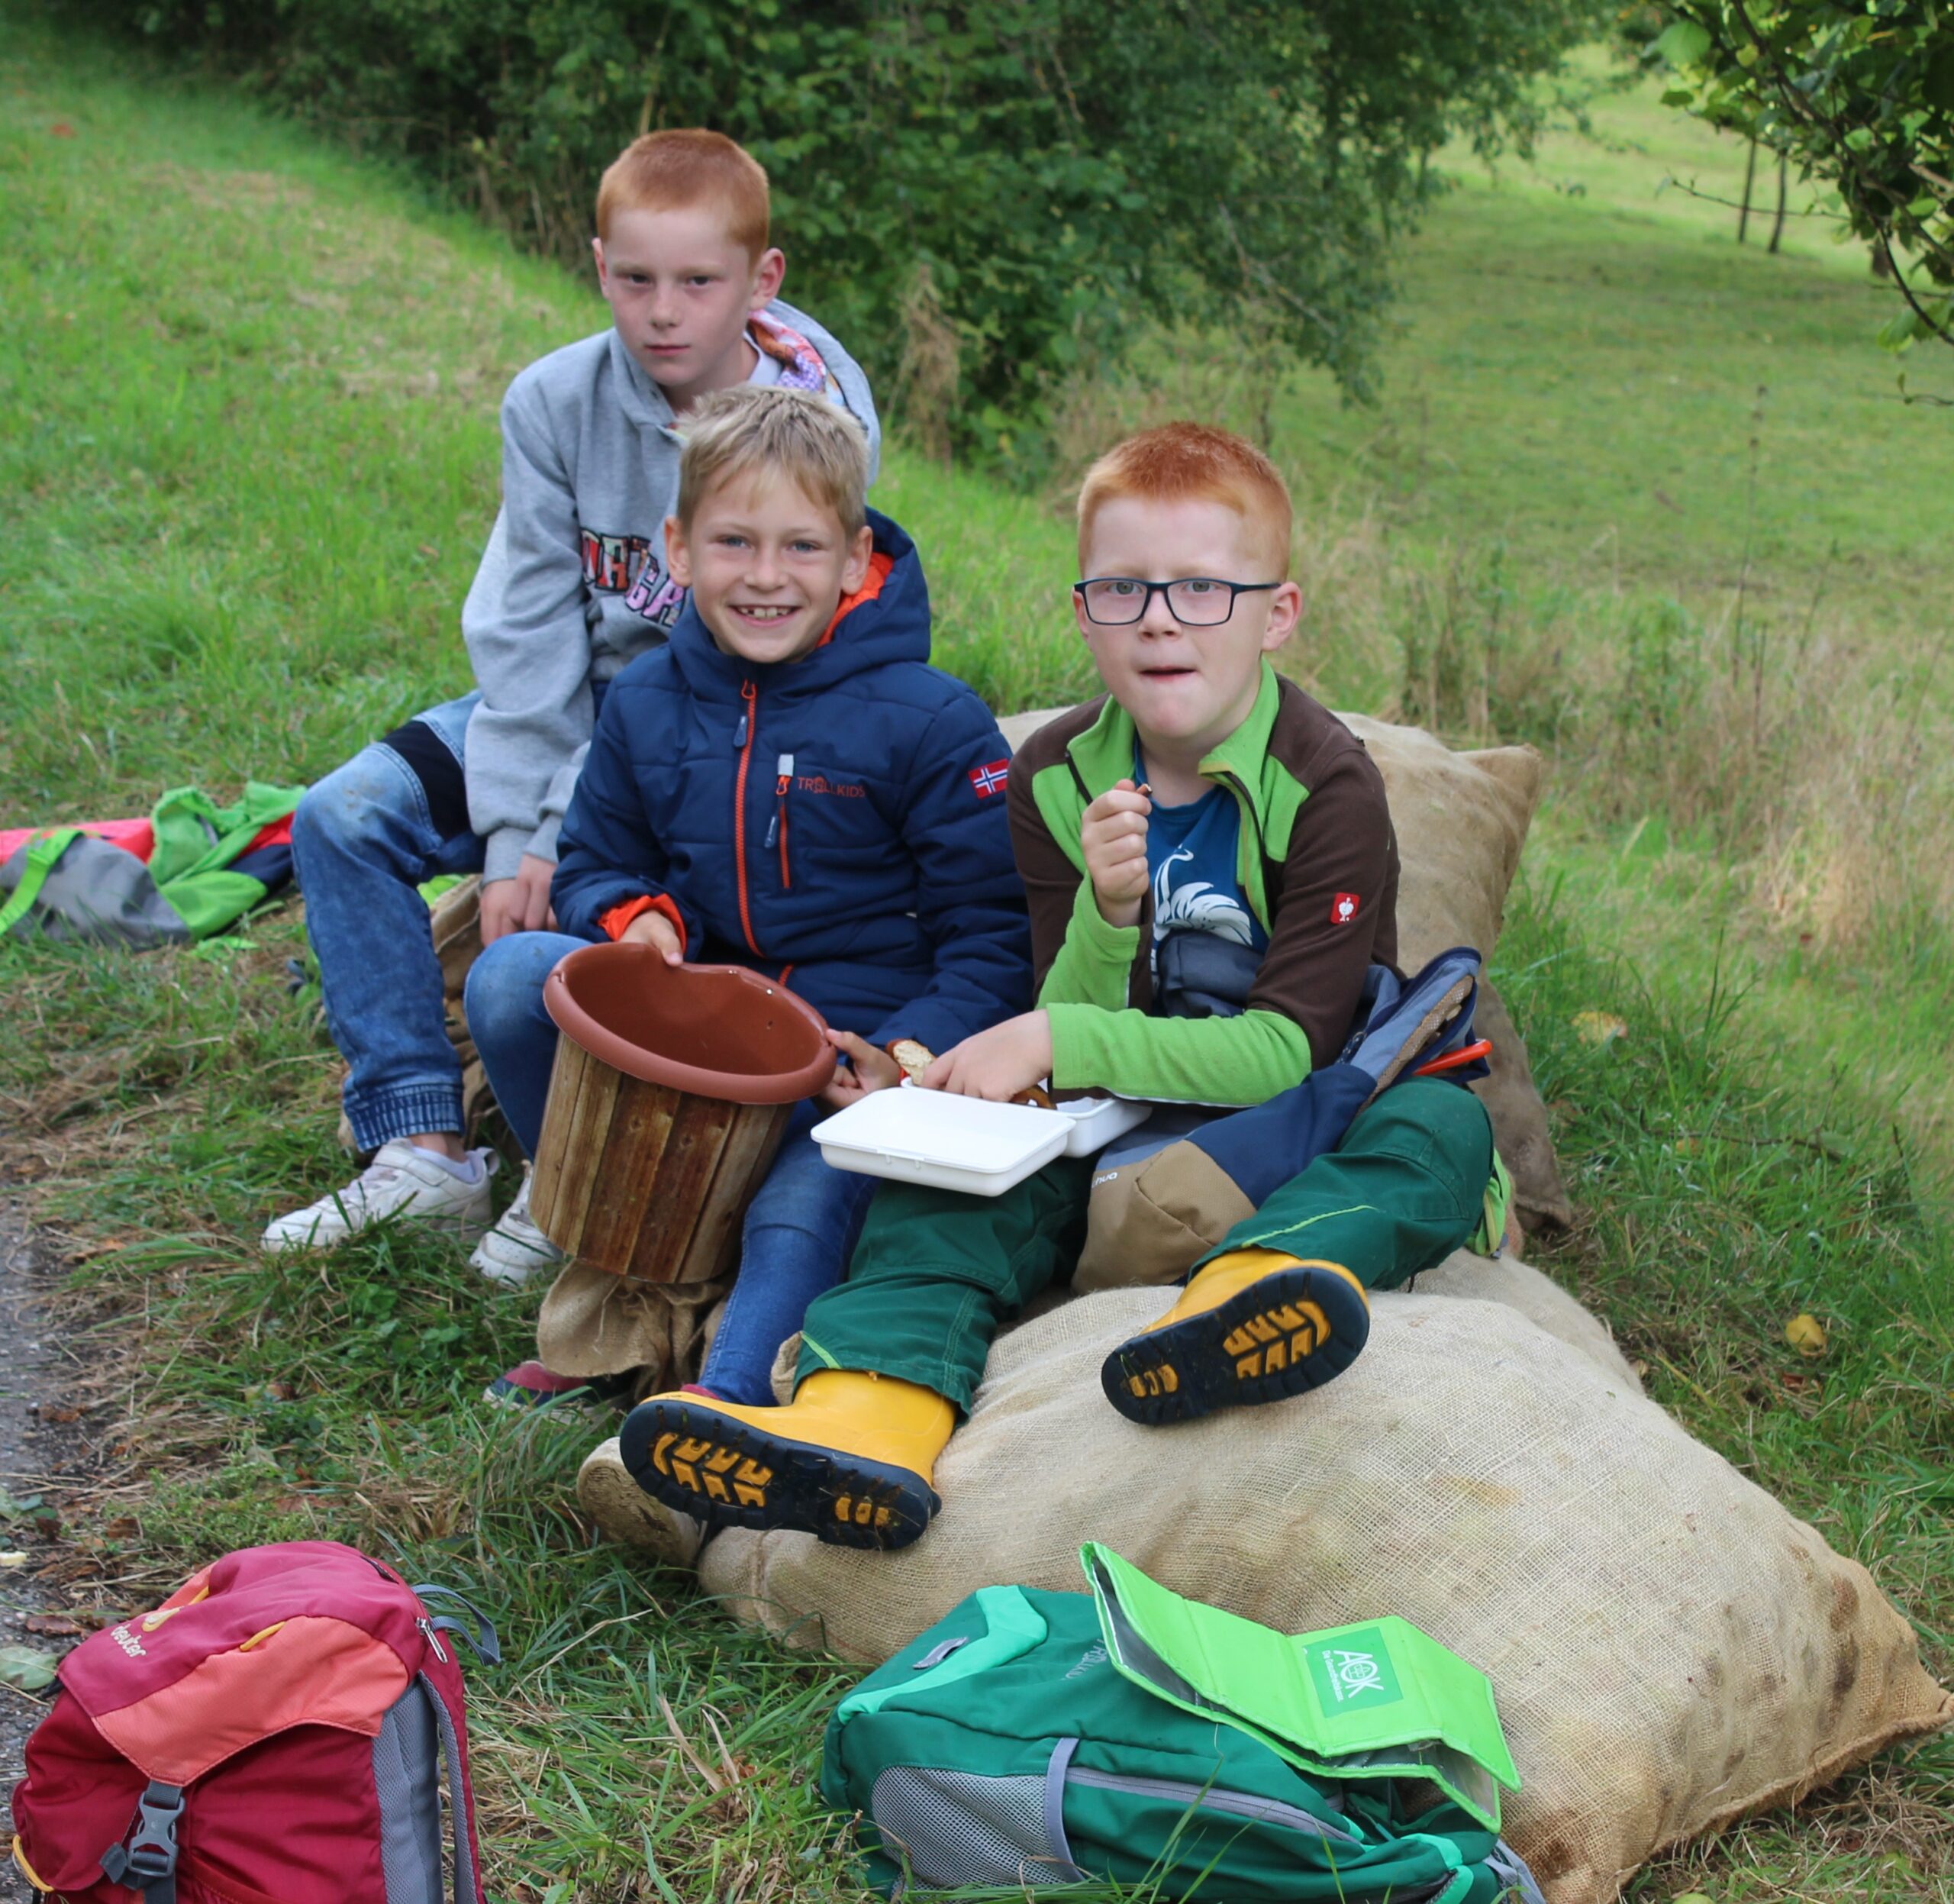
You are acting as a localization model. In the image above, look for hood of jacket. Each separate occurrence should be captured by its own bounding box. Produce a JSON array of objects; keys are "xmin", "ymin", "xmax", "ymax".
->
[{"xmin": 660, "ymin": 508, "xmax": 928, "ymax": 707}]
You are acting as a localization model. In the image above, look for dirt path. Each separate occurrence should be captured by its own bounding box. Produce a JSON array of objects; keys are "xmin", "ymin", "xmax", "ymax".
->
[{"xmin": 0, "ymin": 1202, "xmax": 79, "ymax": 1887}]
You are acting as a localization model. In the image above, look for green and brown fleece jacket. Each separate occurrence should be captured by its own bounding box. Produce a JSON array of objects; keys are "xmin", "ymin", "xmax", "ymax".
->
[{"xmin": 1007, "ymin": 663, "xmax": 1400, "ymax": 1105}]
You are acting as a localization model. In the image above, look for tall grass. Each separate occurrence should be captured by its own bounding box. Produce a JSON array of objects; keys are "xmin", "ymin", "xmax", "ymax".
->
[{"xmin": 1271, "ymin": 516, "xmax": 1954, "ymax": 958}]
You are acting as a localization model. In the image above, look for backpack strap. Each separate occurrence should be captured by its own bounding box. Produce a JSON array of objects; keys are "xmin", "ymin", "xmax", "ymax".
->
[
  {"xmin": 412, "ymin": 1583, "xmax": 502, "ymax": 1665},
  {"xmin": 98, "ymin": 1780, "xmax": 184, "ymax": 1904},
  {"xmin": 425, "ymin": 1678, "xmax": 479, "ymax": 1904},
  {"xmin": 0, "ymin": 829, "xmax": 81, "ymax": 938},
  {"xmin": 1486, "ymin": 1838, "xmax": 1548, "ymax": 1904}
]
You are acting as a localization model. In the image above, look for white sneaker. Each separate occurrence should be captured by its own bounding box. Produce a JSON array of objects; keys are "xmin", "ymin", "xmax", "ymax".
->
[
  {"xmin": 578, "ymin": 1437, "xmax": 705, "ymax": 1569},
  {"xmin": 262, "ymin": 1140, "xmax": 497, "ymax": 1253},
  {"xmin": 469, "ymin": 1167, "xmax": 566, "ymax": 1289}
]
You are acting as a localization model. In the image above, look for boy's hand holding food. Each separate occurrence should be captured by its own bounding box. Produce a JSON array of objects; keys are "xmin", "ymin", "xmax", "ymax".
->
[
  {"xmin": 923, "ymin": 1012, "xmax": 1054, "ymax": 1102},
  {"xmin": 1081, "ymin": 778, "xmax": 1153, "ymax": 928},
  {"xmin": 819, "ymin": 1029, "xmax": 905, "ymax": 1109}
]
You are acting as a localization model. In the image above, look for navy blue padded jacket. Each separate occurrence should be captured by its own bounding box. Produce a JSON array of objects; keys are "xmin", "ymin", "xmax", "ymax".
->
[{"xmin": 550, "ymin": 510, "xmax": 1033, "ymax": 1057}]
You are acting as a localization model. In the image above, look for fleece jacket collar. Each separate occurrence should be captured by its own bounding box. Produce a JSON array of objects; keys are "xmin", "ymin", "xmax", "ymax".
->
[
  {"xmin": 1064, "ymin": 660, "xmax": 1285, "ymax": 811},
  {"xmin": 663, "ymin": 508, "xmax": 929, "ymax": 707},
  {"xmin": 1053, "ymin": 660, "xmax": 1288, "ymax": 919}
]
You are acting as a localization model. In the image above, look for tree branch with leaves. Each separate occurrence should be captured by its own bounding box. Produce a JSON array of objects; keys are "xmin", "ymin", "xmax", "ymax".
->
[{"xmin": 1647, "ymin": 2, "xmax": 1954, "ymax": 363}]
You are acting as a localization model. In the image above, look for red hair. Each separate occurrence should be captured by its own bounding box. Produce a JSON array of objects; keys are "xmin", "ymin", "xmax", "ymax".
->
[
  {"xmin": 1078, "ymin": 423, "xmax": 1292, "ymax": 569},
  {"xmin": 595, "ymin": 130, "xmax": 770, "ymax": 254}
]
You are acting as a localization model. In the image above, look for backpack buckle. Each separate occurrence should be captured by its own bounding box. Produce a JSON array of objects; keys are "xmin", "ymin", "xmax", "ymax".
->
[{"xmin": 100, "ymin": 1781, "xmax": 183, "ymax": 1896}]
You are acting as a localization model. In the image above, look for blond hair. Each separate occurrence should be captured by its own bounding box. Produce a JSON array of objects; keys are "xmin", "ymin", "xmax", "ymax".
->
[
  {"xmin": 677, "ymin": 386, "xmax": 870, "ymax": 535},
  {"xmin": 596, "ymin": 129, "xmax": 769, "ymax": 253},
  {"xmin": 1078, "ymin": 422, "xmax": 1292, "ymax": 570}
]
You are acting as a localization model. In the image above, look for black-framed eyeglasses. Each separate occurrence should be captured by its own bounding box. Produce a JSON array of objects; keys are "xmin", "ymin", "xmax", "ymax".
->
[{"xmin": 1072, "ymin": 576, "xmax": 1279, "ymax": 628}]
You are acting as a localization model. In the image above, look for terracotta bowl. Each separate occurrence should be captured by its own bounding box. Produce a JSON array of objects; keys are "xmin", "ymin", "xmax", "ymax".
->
[{"xmin": 529, "ymin": 945, "xmax": 832, "ymax": 1281}]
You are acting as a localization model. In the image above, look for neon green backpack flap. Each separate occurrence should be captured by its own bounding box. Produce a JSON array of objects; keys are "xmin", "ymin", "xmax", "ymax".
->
[
  {"xmin": 820, "ymin": 1552, "xmax": 1543, "ymax": 1902},
  {"xmin": 1084, "ymin": 1541, "xmax": 1520, "ymax": 1831}
]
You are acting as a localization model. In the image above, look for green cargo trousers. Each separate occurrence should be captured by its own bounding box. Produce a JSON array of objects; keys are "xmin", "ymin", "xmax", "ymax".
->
[{"xmin": 795, "ymin": 1077, "xmax": 1495, "ymax": 1414}]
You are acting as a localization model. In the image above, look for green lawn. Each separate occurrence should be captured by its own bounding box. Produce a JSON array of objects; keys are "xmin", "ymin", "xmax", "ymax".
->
[
  {"xmin": 1, "ymin": 17, "xmax": 1949, "ymax": 1904},
  {"xmin": 1276, "ymin": 62, "xmax": 1954, "ymax": 612}
]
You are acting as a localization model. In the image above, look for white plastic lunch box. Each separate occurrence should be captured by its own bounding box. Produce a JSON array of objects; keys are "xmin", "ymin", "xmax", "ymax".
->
[{"xmin": 811, "ymin": 1088, "xmax": 1152, "ymax": 1196}]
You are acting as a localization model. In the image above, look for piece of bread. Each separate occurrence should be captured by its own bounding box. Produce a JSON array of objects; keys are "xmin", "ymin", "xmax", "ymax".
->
[
  {"xmin": 885, "ymin": 1039, "xmax": 934, "ymax": 1083},
  {"xmin": 886, "ymin": 1038, "xmax": 1051, "ymax": 1105}
]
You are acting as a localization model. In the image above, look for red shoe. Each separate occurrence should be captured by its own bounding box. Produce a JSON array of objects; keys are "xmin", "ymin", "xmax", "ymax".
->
[{"xmin": 482, "ymin": 1360, "xmax": 634, "ymax": 1412}]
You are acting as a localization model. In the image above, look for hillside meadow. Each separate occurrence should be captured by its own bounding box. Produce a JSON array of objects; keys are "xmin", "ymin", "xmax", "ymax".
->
[{"xmin": 2, "ymin": 13, "xmax": 1950, "ymax": 1902}]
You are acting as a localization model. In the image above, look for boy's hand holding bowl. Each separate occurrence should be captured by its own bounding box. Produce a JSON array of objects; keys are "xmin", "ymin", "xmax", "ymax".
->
[{"xmin": 619, "ymin": 908, "xmax": 685, "ymax": 964}]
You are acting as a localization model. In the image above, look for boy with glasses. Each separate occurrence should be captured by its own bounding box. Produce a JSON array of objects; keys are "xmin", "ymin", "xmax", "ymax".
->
[{"xmin": 599, "ymin": 422, "xmax": 1495, "ymax": 1554}]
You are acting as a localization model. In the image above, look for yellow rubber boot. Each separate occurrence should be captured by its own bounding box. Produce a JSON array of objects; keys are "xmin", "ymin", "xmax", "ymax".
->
[
  {"xmin": 617, "ymin": 1370, "xmax": 955, "ymax": 1551},
  {"xmin": 1101, "ymin": 1248, "xmax": 1371, "ymax": 1426}
]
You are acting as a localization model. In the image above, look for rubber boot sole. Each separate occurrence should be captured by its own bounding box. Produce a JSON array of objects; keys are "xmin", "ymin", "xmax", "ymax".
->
[
  {"xmin": 617, "ymin": 1396, "xmax": 939, "ymax": 1551},
  {"xmin": 1101, "ymin": 1261, "xmax": 1371, "ymax": 1426}
]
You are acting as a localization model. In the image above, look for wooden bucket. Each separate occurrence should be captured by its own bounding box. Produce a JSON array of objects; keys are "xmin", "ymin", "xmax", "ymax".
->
[{"xmin": 529, "ymin": 944, "xmax": 833, "ymax": 1283}]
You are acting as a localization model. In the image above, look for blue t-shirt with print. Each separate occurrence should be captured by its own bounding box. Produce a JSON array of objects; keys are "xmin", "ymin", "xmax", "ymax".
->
[
  {"xmin": 1088, "ymin": 766, "xmax": 1272, "ymax": 1160},
  {"xmin": 1143, "ymin": 773, "xmax": 1268, "ymax": 983}
]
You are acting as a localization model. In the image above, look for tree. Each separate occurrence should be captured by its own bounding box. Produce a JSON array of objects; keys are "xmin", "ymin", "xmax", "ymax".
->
[
  {"xmin": 107, "ymin": 0, "xmax": 1613, "ymax": 438},
  {"xmin": 1647, "ymin": 3, "xmax": 1954, "ymax": 362}
]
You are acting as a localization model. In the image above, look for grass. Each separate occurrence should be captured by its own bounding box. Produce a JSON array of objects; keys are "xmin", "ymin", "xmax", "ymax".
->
[
  {"xmin": 0, "ymin": 21, "xmax": 1084, "ymax": 825},
  {"xmin": 1279, "ymin": 60, "xmax": 1954, "ymax": 610},
  {"xmin": 2, "ymin": 12, "xmax": 1951, "ymax": 1902}
]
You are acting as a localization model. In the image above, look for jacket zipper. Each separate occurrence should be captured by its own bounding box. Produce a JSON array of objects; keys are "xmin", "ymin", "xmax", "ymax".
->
[
  {"xmin": 763, "ymin": 753, "xmax": 794, "ymax": 891},
  {"xmin": 1067, "ymin": 737, "xmax": 1147, "ymax": 1008},
  {"xmin": 1214, "ymin": 770, "xmax": 1270, "ymax": 928},
  {"xmin": 733, "ymin": 679, "xmax": 760, "ymax": 953}
]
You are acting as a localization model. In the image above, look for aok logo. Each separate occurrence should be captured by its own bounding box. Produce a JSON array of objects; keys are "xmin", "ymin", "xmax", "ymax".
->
[
  {"xmin": 111, "ymin": 1624, "xmax": 147, "ymax": 1659},
  {"xmin": 1305, "ymin": 1625, "xmax": 1402, "ymax": 1712},
  {"xmin": 1322, "ymin": 1647, "xmax": 1385, "ymax": 1702}
]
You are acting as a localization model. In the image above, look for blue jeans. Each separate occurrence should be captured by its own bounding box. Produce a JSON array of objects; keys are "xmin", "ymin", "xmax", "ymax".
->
[
  {"xmin": 466, "ymin": 931, "xmax": 878, "ymax": 1405},
  {"xmin": 292, "ymin": 693, "xmax": 485, "ymax": 1151}
]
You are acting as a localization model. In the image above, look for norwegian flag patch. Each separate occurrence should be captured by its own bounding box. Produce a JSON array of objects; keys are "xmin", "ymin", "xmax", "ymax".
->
[
  {"xmin": 1330, "ymin": 892, "xmax": 1361, "ymax": 926},
  {"xmin": 968, "ymin": 759, "xmax": 1009, "ymax": 799}
]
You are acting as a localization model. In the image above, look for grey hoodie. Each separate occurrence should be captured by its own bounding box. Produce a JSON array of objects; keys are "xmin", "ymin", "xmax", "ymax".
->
[{"xmin": 460, "ymin": 300, "xmax": 879, "ymax": 883}]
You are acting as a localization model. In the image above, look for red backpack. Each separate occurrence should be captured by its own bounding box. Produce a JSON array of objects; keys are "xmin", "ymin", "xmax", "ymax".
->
[{"xmin": 9, "ymin": 1541, "xmax": 498, "ymax": 1904}]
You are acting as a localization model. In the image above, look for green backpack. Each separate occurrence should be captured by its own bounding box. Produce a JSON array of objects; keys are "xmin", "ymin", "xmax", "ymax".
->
[{"xmin": 821, "ymin": 1547, "xmax": 1543, "ymax": 1902}]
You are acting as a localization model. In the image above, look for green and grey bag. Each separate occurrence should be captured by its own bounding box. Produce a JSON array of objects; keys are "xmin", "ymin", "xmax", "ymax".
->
[{"xmin": 821, "ymin": 1546, "xmax": 1542, "ymax": 1902}]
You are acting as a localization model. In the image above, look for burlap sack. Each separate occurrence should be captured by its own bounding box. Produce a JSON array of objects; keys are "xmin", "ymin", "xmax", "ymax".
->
[
  {"xmin": 535, "ymin": 1260, "xmax": 732, "ymax": 1389},
  {"xmin": 996, "ymin": 703, "xmax": 1574, "ymax": 1231},
  {"xmin": 1412, "ymin": 1247, "xmax": 1638, "ymax": 1390},
  {"xmin": 702, "ymin": 1271, "xmax": 1949, "ymax": 1904},
  {"xmin": 1330, "ymin": 713, "xmax": 1540, "ymax": 974},
  {"xmin": 1328, "ymin": 713, "xmax": 1571, "ymax": 1231}
]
